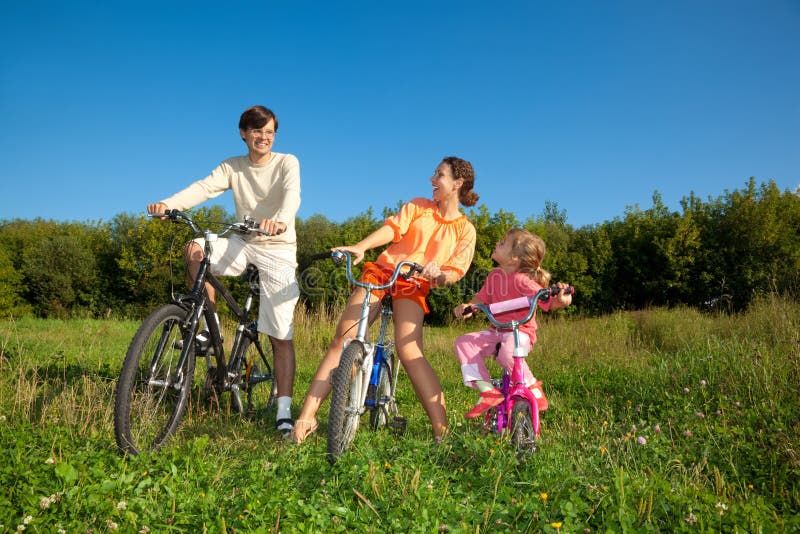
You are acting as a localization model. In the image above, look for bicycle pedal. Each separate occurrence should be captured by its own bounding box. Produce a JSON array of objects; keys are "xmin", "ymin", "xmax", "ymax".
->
[{"xmin": 389, "ymin": 416, "xmax": 408, "ymax": 434}]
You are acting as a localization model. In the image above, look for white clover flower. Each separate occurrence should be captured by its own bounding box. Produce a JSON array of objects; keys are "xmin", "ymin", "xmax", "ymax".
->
[
  {"xmin": 105, "ymin": 519, "xmax": 119, "ymax": 531},
  {"xmin": 116, "ymin": 501, "xmax": 127, "ymax": 511},
  {"xmin": 23, "ymin": 516, "xmax": 32, "ymax": 525},
  {"xmin": 45, "ymin": 457, "xmax": 55, "ymax": 465},
  {"xmin": 637, "ymin": 436, "xmax": 647, "ymax": 445}
]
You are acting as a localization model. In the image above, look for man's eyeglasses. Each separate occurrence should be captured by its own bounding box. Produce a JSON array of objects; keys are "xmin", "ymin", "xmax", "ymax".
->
[{"xmin": 247, "ymin": 128, "xmax": 276, "ymax": 138}]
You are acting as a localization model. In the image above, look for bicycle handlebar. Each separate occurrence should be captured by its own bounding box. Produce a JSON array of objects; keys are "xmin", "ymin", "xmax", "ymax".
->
[
  {"xmin": 311, "ymin": 250, "xmax": 424, "ymax": 290},
  {"xmin": 147, "ymin": 209, "xmax": 275, "ymax": 237},
  {"xmin": 463, "ymin": 285, "xmax": 575, "ymax": 329}
]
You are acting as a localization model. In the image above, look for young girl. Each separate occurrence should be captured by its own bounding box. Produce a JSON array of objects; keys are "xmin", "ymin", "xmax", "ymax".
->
[
  {"xmin": 291, "ymin": 156, "xmax": 479, "ymax": 443},
  {"xmin": 453, "ymin": 228, "xmax": 572, "ymax": 419}
]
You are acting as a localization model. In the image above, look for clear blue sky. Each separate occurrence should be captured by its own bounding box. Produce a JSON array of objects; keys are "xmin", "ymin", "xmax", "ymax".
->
[{"xmin": 1, "ymin": 1, "xmax": 798, "ymax": 228}]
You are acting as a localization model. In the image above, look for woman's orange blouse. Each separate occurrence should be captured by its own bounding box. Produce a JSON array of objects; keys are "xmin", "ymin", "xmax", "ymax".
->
[{"xmin": 376, "ymin": 197, "xmax": 476, "ymax": 282}]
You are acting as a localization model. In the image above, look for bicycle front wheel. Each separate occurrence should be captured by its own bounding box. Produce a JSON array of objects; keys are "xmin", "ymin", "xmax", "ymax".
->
[
  {"xmin": 510, "ymin": 398, "xmax": 539, "ymax": 452},
  {"xmin": 327, "ymin": 341, "xmax": 367, "ymax": 463},
  {"xmin": 114, "ymin": 304, "xmax": 197, "ymax": 455}
]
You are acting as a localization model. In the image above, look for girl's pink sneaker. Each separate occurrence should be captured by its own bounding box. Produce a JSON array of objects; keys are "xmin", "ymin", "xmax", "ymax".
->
[{"xmin": 530, "ymin": 381, "xmax": 548, "ymax": 411}]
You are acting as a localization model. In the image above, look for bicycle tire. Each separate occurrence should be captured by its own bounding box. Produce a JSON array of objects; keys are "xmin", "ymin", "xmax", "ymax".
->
[
  {"xmin": 327, "ymin": 341, "xmax": 366, "ymax": 463},
  {"xmin": 114, "ymin": 304, "xmax": 197, "ymax": 455},
  {"xmin": 510, "ymin": 398, "xmax": 538, "ymax": 452},
  {"xmin": 239, "ymin": 336, "xmax": 276, "ymax": 416},
  {"xmin": 369, "ymin": 358, "xmax": 397, "ymax": 430}
]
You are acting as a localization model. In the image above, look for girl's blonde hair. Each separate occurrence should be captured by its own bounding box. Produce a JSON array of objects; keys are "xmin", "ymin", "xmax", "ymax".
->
[{"xmin": 506, "ymin": 228, "xmax": 551, "ymax": 286}]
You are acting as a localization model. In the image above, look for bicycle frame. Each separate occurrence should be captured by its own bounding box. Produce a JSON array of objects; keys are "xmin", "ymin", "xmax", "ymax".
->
[
  {"xmin": 467, "ymin": 288, "xmax": 572, "ymax": 439},
  {"xmin": 114, "ymin": 210, "xmax": 278, "ymax": 455},
  {"xmin": 155, "ymin": 211, "xmax": 272, "ymax": 406},
  {"xmin": 332, "ymin": 251, "xmax": 419, "ymax": 419},
  {"xmin": 364, "ymin": 294, "xmax": 394, "ymax": 410},
  {"xmin": 319, "ymin": 250, "xmax": 421, "ymax": 461}
]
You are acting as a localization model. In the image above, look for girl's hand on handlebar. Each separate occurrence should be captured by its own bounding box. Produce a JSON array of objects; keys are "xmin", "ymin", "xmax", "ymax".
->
[
  {"xmin": 453, "ymin": 303, "xmax": 474, "ymax": 319},
  {"xmin": 551, "ymin": 281, "xmax": 573, "ymax": 309},
  {"xmin": 333, "ymin": 245, "xmax": 365, "ymax": 265}
]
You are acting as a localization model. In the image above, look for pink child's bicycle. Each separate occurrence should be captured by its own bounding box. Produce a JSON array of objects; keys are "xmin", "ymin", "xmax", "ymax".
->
[{"xmin": 463, "ymin": 285, "xmax": 574, "ymax": 452}]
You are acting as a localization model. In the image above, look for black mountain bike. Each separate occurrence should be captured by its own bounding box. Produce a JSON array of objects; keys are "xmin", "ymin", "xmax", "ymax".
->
[{"xmin": 114, "ymin": 210, "xmax": 277, "ymax": 455}]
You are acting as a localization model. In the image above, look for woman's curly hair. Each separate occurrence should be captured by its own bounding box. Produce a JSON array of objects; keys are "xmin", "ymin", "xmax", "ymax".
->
[{"xmin": 441, "ymin": 156, "xmax": 479, "ymax": 207}]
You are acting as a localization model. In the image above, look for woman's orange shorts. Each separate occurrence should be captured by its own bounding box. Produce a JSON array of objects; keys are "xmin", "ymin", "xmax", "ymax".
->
[{"xmin": 361, "ymin": 262, "xmax": 430, "ymax": 314}]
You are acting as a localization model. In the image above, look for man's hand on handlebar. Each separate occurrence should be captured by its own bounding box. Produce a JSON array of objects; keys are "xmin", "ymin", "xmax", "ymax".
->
[
  {"xmin": 146, "ymin": 202, "xmax": 170, "ymax": 219},
  {"xmin": 258, "ymin": 218, "xmax": 286, "ymax": 236}
]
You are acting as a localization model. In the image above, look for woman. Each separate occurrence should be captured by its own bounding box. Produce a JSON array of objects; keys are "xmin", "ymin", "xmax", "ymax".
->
[{"xmin": 292, "ymin": 156, "xmax": 479, "ymax": 442}]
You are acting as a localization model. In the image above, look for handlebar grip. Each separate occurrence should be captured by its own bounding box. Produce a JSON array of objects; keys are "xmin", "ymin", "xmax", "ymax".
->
[
  {"xmin": 556, "ymin": 285, "xmax": 575, "ymax": 296},
  {"xmin": 147, "ymin": 209, "xmax": 179, "ymax": 219},
  {"xmin": 310, "ymin": 251, "xmax": 333, "ymax": 261},
  {"xmin": 462, "ymin": 305, "xmax": 474, "ymax": 316},
  {"xmin": 488, "ymin": 296, "xmax": 531, "ymax": 314},
  {"xmin": 401, "ymin": 262, "xmax": 424, "ymax": 279}
]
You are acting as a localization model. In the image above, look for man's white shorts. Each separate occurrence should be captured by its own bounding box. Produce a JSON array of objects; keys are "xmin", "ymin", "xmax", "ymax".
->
[{"xmin": 196, "ymin": 234, "xmax": 299, "ymax": 340}]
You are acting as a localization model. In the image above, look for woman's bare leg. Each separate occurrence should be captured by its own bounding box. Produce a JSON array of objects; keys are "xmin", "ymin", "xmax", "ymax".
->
[
  {"xmin": 392, "ymin": 298, "xmax": 448, "ymax": 439},
  {"xmin": 293, "ymin": 287, "xmax": 379, "ymax": 439}
]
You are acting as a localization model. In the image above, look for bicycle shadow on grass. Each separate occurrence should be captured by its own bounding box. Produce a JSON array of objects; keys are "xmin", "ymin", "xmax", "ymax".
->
[{"xmin": 15, "ymin": 357, "xmax": 118, "ymax": 424}]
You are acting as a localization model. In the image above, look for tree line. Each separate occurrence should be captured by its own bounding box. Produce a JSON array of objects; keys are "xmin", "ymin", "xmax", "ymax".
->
[{"xmin": 1, "ymin": 178, "xmax": 798, "ymax": 325}]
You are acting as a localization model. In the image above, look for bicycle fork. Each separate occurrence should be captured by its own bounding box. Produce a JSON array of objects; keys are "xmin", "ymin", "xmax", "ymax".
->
[{"xmin": 494, "ymin": 336, "xmax": 540, "ymax": 436}]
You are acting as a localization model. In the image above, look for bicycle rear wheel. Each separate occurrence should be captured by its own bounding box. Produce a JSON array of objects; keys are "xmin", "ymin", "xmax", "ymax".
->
[
  {"xmin": 114, "ymin": 304, "xmax": 197, "ymax": 455},
  {"xmin": 239, "ymin": 336, "xmax": 276, "ymax": 416},
  {"xmin": 510, "ymin": 398, "xmax": 539, "ymax": 452},
  {"xmin": 369, "ymin": 357, "xmax": 398, "ymax": 430},
  {"xmin": 327, "ymin": 341, "xmax": 366, "ymax": 463}
]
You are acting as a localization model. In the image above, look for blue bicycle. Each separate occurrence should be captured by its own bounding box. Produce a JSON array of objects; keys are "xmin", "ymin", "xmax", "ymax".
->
[{"xmin": 311, "ymin": 250, "xmax": 422, "ymax": 463}]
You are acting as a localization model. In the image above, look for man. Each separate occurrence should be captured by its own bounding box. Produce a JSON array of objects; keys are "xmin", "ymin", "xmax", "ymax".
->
[{"xmin": 147, "ymin": 105, "xmax": 301, "ymax": 436}]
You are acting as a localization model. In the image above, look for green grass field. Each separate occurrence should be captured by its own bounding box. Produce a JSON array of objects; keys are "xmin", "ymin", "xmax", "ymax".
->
[{"xmin": 1, "ymin": 296, "xmax": 799, "ymax": 533}]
